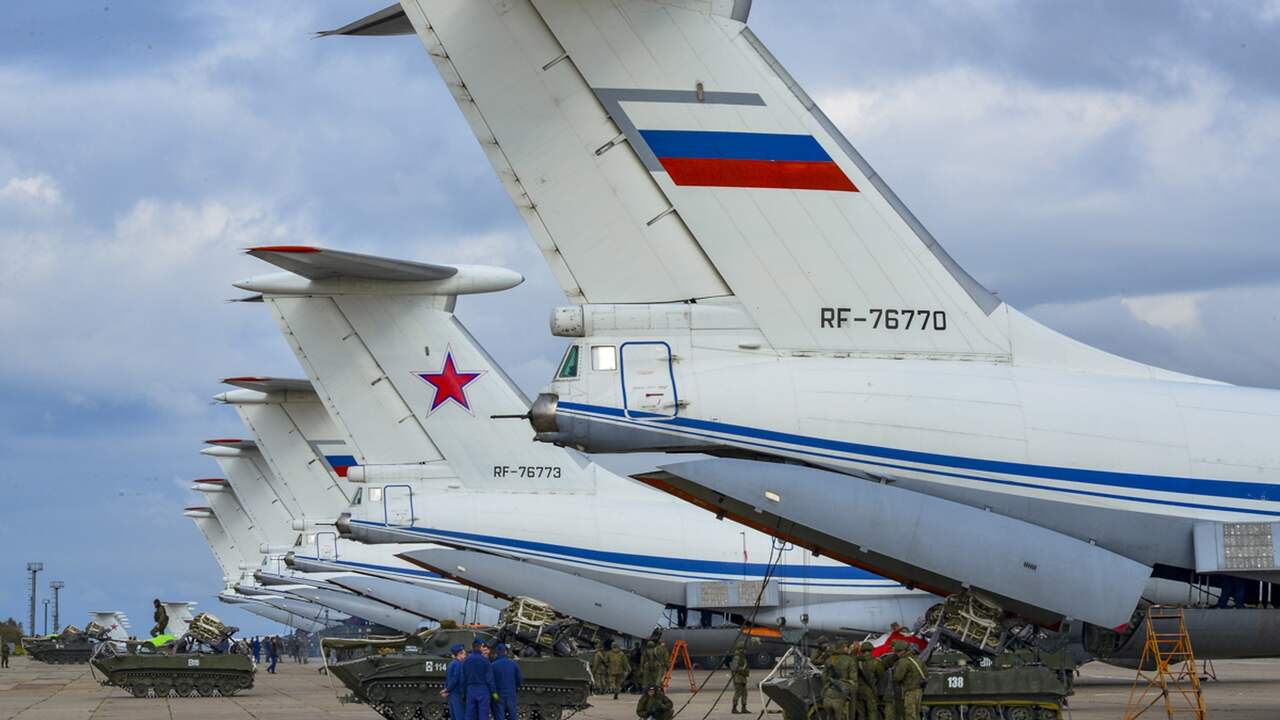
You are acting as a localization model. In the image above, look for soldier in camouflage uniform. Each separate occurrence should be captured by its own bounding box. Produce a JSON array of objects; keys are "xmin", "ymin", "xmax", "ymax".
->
[
  {"xmin": 150, "ymin": 599, "xmax": 168, "ymax": 638},
  {"xmin": 654, "ymin": 639, "xmax": 670, "ymax": 685},
  {"xmin": 646, "ymin": 640, "xmax": 664, "ymax": 688},
  {"xmin": 591, "ymin": 642, "xmax": 610, "ymax": 694},
  {"xmin": 892, "ymin": 645, "xmax": 926, "ymax": 720},
  {"xmin": 636, "ymin": 685, "xmax": 674, "ymax": 720},
  {"xmin": 607, "ymin": 644, "xmax": 632, "ymax": 699},
  {"xmin": 855, "ymin": 643, "xmax": 882, "ymax": 720},
  {"xmin": 730, "ymin": 646, "xmax": 751, "ymax": 714},
  {"xmin": 879, "ymin": 642, "xmax": 903, "ymax": 720},
  {"xmin": 831, "ymin": 643, "xmax": 860, "ymax": 720},
  {"xmin": 809, "ymin": 636, "xmax": 832, "ymax": 668},
  {"xmin": 820, "ymin": 656, "xmax": 855, "ymax": 720}
]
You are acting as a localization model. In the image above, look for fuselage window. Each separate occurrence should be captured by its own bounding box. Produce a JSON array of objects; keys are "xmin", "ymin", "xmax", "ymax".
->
[
  {"xmin": 351, "ymin": 488, "xmax": 362, "ymax": 505},
  {"xmin": 591, "ymin": 345, "xmax": 618, "ymax": 371},
  {"xmin": 557, "ymin": 345, "xmax": 580, "ymax": 379}
]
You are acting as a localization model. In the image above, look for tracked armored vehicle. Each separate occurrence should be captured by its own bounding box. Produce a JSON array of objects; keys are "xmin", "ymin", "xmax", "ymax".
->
[
  {"xmin": 915, "ymin": 592, "xmax": 1074, "ymax": 720},
  {"xmin": 90, "ymin": 612, "xmax": 255, "ymax": 697},
  {"xmin": 325, "ymin": 597, "xmax": 593, "ymax": 720},
  {"xmin": 762, "ymin": 592, "xmax": 1074, "ymax": 720},
  {"xmin": 22, "ymin": 624, "xmax": 108, "ymax": 664}
]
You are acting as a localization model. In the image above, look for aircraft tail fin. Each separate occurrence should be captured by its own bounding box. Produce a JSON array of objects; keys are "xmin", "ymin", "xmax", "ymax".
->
[
  {"xmin": 214, "ymin": 376, "xmax": 358, "ymax": 521},
  {"xmin": 186, "ymin": 507, "xmax": 248, "ymax": 586},
  {"xmin": 200, "ymin": 442, "xmax": 301, "ymax": 547},
  {"xmin": 240, "ymin": 247, "xmax": 591, "ymax": 492},
  {"xmin": 378, "ymin": 0, "xmax": 1010, "ymax": 357}
]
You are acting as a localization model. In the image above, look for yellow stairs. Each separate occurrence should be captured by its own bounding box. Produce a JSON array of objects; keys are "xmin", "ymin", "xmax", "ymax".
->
[{"xmin": 1123, "ymin": 606, "xmax": 1206, "ymax": 719}]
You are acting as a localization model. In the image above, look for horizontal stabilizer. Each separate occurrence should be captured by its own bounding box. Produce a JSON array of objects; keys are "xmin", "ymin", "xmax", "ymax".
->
[
  {"xmin": 221, "ymin": 598, "xmax": 330, "ymax": 633},
  {"xmin": 317, "ymin": 4, "xmax": 413, "ymax": 37},
  {"xmin": 239, "ymin": 246, "xmax": 523, "ymax": 296},
  {"xmin": 220, "ymin": 376, "xmax": 315, "ymax": 394},
  {"xmin": 327, "ymin": 574, "xmax": 500, "ymax": 625},
  {"xmin": 285, "ymin": 585, "xmax": 424, "ymax": 633},
  {"xmin": 246, "ymin": 246, "xmax": 458, "ymax": 282},
  {"xmin": 203, "ymin": 438, "xmax": 256, "ymax": 450},
  {"xmin": 641, "ymin": 458, "xmax": 1152, "ymax": 628},
  {"xmin": 400, "ymin": 547, "xmax": 666, "ymax": 637}
]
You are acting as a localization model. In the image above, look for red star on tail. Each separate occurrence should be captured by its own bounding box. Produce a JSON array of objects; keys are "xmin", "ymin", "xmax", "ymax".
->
[{"xmin": 416, "ymin": 351, "xmax": 482, "ymax": 413}]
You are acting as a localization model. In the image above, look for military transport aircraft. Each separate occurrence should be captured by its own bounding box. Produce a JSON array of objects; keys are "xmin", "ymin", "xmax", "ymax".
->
[
  {"xmin": 232, "ymin": 245, "xmax": 936, "ymax": 639},
  {"xmin": 323, "ymin": 0, "xmax": 1280, "ymax": 649}
]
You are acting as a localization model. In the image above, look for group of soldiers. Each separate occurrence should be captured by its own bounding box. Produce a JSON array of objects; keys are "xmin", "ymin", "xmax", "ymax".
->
[
  {"xmin": 811, "ymin": 637, "xmax": 927, "ymax": 720},
  {"xmin": 591, "ymin": 638, "xmax": 670, "ymax": 699}
]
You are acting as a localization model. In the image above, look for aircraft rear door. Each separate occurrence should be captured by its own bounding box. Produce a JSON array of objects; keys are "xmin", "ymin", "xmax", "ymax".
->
[
  {"xmin": 621, "ymin": 341, "xmax": 679, "ymax": 419},
  {"xmin": 384, "ymin": 484, "xmax": 414, "ymax": 527},
  {"xmin": 315, "ymin": 531, "xmax": 338, "ymax": 561}
]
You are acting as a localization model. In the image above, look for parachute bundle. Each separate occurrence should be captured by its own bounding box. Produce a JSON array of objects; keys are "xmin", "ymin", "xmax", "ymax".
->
[
  {"xmin": 498, "ymin": 597, "xmax": 558, "ymax": 640},
  {"xmin": 186, "ymin": 613, "xmax": 231, "ymax": 645},
  {"xmin": 922, "ymin": 590, "xmax": 1006, "ymax": 653}
]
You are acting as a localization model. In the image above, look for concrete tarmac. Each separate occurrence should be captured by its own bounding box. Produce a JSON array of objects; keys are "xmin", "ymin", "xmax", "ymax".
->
[{"xmin": 1, "ymin": 655, "xmax": 1276, "ymax": 719}]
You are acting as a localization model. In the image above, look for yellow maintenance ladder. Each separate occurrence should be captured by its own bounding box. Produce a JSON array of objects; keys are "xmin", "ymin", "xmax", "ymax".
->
[{"xmin": 1123, "ymin": 606, "xmax": 1206, "ymax": 719}]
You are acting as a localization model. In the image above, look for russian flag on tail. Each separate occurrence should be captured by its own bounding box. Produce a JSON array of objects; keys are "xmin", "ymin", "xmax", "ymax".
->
[
  {"xmin": 639, "ymin": 130, "xmax": 858, "ymax": 192},
  {"xmin": 325, "ymin": 454, "xmax": 358, "ymax": 478}
]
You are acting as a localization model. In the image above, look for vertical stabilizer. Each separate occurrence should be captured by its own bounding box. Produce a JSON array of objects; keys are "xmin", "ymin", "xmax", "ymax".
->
[
  {"xmin": 237, "ymin": 247, "xmax": 591, "ymax": 492},
  {"xmin": 389, "ymin": 0, "xmax": 1010, "ymax": 357},
  {"xmin": 215, "ymin": 379, "xmax": 358, "ymax": 524}
]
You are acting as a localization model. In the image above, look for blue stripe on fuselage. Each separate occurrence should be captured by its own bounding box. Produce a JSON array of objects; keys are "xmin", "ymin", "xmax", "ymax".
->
[
  {"xmin": 558, "ymin": 402, "xmax": 1280, "ymax": 512},
  {"xmin": 639, "ymin": 130, "xmax": 833, "ymax": 162},
  {"xmin": 349, "ymin": 521, "xmax": 895, "ymax": 586}
]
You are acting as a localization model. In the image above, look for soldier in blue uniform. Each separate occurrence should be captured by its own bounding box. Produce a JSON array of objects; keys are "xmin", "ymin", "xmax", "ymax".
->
[
  {"xmin": 463, "ymin": 638, "xmax": 498, "ymax": 720},
  {"xmin": 491, "ymin": 643, "xmax": 524, "ymax": 720},
  {"xmin": 443, "ymin": 643, "xmax": 468, "ymax": 720}
]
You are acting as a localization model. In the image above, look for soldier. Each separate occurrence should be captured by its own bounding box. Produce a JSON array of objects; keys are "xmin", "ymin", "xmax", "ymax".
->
[
  {"xmin": 829, "ymin": 643, "xmax": 859, "ymax": 720},
  {"xmin": 442, "ymin": 643, "xmax": 467, "ymax": 720},
  {"xmin": 150, "ymin": 599, "xmax": 168, "ymax": 638},
  {"xmin": 491, "ymin": 643, "xmax": 523, "ymax": 720},
  {"xmin": 892, "ymin": 645, "xmax": 926, "ymax": 720},
  {"xmin": 639, "ymin": 640, "xmax": 657, "ymax": 688},
  {"xmin": 266, "ymin": 636, "xmax": 279, "ymax": 674},
  {"xmin": 635, "ymin": 685, "xmax": 674, "ymax": 720},
  {"xmin": 463, "ymin": 638, "xmax": 498, "ymax": 720},
  {"xmin": 607, "ymin": 643, "xmax": 631, "ymax": 700},
  {"xmin": 809, "ymin": 636, "xmax": 831, "ymax": 667},
  {"xmin": 855, "ymin": 642, "xmax": 882, "ymax": 720},
  {"xmin": 730, "ymin": 646, "xmax": 751, "ymax": 714},
  {"xmin": 591, "ymin": 642, "xmax": 610, "ymax": 694},
  {"xmin": 653, "ymin": 639, "xmax": 670, "ymax": 686},
  {"xmin": 879, "ymin": 642, "xmax": 903, "ymax": 720},
  {"xmin": 820, "ymin": 658, "xmax": 854, "ymax": 720},
  {"xmin": 1, "ymin": 638, "xmax": 8, "ymax": 669}
]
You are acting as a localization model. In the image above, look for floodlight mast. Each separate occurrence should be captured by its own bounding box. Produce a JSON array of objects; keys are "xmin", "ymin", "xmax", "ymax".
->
[
  {"xmin": 26, "ymin": 562, "xmax": 43, "ymax": 636},
  {"xmin": 50, "ymin": 581, "xmax": 65, "ymax": 631}
]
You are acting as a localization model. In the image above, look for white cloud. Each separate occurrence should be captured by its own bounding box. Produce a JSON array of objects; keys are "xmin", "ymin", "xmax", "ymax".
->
[
  {"xmin": 1260, "ymin": 0, "xmax": 1280, "ymax": 23},
  {"xmin": 1122, "ymin": 291, "xmax": 1206, "ymax": 334},
  {"xmin": 816, "ymin": 64, "xmax": 1280, "ymax": 305},
  {"xmin": 0, "ymin": 187, "xmax": 302, "ymax": 410},
  {"xmin": 0, "ymin": 173, "xmax": 64, "ymax": 207}
]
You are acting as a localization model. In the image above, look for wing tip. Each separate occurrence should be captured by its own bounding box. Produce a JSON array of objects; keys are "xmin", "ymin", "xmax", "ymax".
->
[{"xmin": 245, "ymin": 245, "xmax": 320, "ymax": 254}]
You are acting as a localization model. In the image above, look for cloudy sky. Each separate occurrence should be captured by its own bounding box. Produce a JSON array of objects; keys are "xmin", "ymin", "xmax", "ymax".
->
[{"xmin": 1, "ymin": 1, "xmax": 1277, "ymax": 635}]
